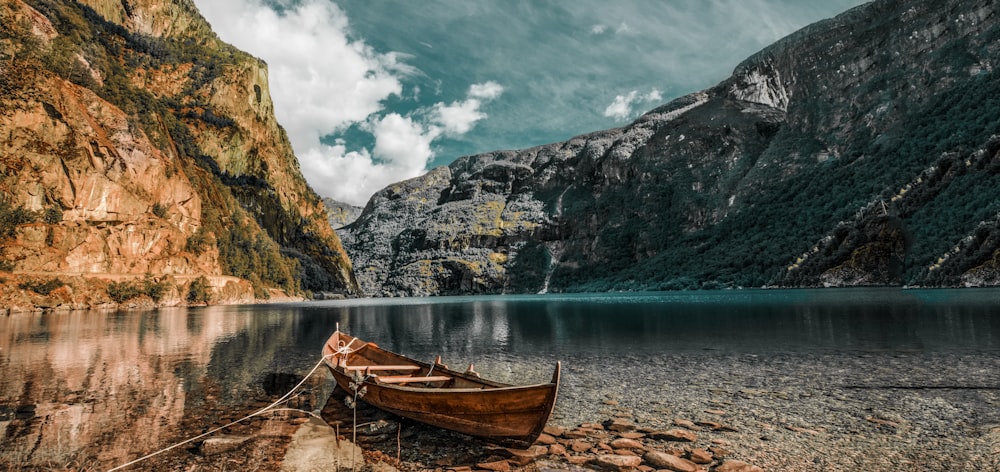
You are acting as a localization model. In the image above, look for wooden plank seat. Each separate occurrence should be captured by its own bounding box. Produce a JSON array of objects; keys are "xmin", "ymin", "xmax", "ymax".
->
[
  {"xmin": 375, "ymin": 375, "xmax": 452, "ymax": 385},
  {"xmin": 342, "ymin": 365, "xmax": 420, "ymax": 372}
]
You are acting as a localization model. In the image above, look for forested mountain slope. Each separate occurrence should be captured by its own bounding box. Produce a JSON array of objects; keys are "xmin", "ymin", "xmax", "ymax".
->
[{"xmin": 341, "ymin": 0, "xmax": 1000, "ymax": 296}]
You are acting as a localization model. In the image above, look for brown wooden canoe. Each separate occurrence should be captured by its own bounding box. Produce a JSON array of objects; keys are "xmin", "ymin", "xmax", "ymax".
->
[{"xmin": 322, "ymin": 326, "xmax": 559, "ymax": 447}]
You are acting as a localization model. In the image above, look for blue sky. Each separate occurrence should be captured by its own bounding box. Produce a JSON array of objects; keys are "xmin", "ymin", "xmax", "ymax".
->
[{"xmin": 194, "ymin": 0, "xmax": 867, "ymax": 205}]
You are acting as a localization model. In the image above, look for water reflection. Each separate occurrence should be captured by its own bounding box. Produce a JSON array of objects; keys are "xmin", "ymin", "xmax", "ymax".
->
[
  {"xmin": 1, "ymin": 289, "xmax": 998, "ymax": 469},
  {"xmin": 0, "ymin": 307, "xmax": 273, "ymax": 469},
  {"xmin": 305, "ymin": 289, "xmax": 1000, "ymax": 358}
]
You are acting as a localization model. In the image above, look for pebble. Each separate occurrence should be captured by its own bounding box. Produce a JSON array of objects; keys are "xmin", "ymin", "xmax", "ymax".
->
[
  {"xmin": 593, "ymin": 454, "xmax": 642, "ymax": 471},
  {"xmin": 650, "ymin": 428, "xmax": 697, "ymax": 442},
  {"xmin": 643, "ymin": 451, "xmax": 699, "ymax": 472},
  {"xmin": 714, "ymin": 459, "xmax": 765, "ymax": 472},
  {"xmin": 609, "ymin": 438, "xmax": 644, "ymax": 450},
  {"xmin": 785, "ymin": 424, "xmax": 822, "ymax": 435},
  {"xmin": 506, "ymin": 445, "xmax": 548, "ymax": 465},
  {"xmin": 603, "ymin": 418, "xmax": 635, "ymax": 432},
  {"xmin": 673, "ymin": 418, "xmax": 697, "ymax": 429},
  {"xmin": 476, "ymin": 459, "xmax": 511, "ymax": 471},
  {"xmin": 709, "ymin": 445, "xmax": 730, "ymax": 457},
  {"xmin": 535, "ymin": 433, "xmax": 557, "ymax": 445},
  {"xmin": 688, "ymin": 448, "xmax": 713, "ymax": 464},
  {"xmin": 201, "ymin": 435, "xmax": 250, "ymax": 455},
  {"xmin": 570, "ymin": 439, "xmax": 592, "ymax": 453},
  {"xmin": 543, "ymin": 425, "xmax": 567, "ymax": 437}
]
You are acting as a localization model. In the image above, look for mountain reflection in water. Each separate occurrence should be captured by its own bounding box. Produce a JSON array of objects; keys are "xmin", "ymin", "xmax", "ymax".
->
[{"xmin": 1, "ymin": 288, "xmax": 998, "ymax": 469}]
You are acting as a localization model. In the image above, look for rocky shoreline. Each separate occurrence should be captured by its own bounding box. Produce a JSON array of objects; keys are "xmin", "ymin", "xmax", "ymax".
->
[
  {"xmin": 105, "ymin": 357, "xmax": 999, "ymax": 472},
  {"xmin": 162, "ymin": 391, "xmax": 770, "ymax": 472},
  {"xmin": 323, "ymin": 403, "xmax": 769, "ymax": 472},
  {"xmin": 210, "ymin": 349, "xmax": 1000, "ymax": 472},
  {"xmin": 71, "ymin": 345, "xmax": 1000, "ymax": 472}
]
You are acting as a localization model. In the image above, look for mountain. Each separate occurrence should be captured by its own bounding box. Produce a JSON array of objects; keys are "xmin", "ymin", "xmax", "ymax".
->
[
  {"xmin": 323, "ymin": 197, "xmax": 363, "ymax": 230},
  {"xmin": 339, "ymin": 0, "xmax": 1000, "ymax": 296},
  {"xmin": 0, "ymin": 0, "xmax": 359, "ymax": 310}
]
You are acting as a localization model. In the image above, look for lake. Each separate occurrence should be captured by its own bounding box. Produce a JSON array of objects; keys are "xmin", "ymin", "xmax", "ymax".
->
[{"xmin": 2, "ymin": 288, "xmax": 999, "ymax": 470}]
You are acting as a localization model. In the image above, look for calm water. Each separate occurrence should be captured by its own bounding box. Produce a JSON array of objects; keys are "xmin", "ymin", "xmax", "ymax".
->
[{"xmin": 2, "ymin": 288, "xmax": 999, "ymax": 469}]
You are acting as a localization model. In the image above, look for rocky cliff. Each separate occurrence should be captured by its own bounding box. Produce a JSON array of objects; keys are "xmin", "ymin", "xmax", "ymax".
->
[
  {"xmin": 323, "ymin": 197, "xmax": 363, "ymax": 230},
  {"xmin": 340, "ymin": 0, "xmax": 1000, "ymax": 296},
  {"xmin": 0, "ymin": 0, "xmax": 359, "ymax": 310}
]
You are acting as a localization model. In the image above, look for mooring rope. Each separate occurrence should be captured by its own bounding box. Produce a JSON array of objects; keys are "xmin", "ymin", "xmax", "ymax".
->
[{"xmin": 107, "ymin": 353, "xmax": 335, "ymax": 472}]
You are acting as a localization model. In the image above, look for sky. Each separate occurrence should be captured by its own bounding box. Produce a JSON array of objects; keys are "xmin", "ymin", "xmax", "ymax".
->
[{"xmin": 193, "ymin": 0, "xmax": 868, "ymax": 206}]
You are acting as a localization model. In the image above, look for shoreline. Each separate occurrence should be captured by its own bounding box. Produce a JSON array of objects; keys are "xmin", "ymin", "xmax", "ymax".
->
[
  {"xmin": 17, "ymin": 348, "xmax": 998, "ymax": 471},
  {"xmin": 4, "ymin": 282, "xmax": 1000, "ymax": 315},
  {"xmin": 121, "ymin": 391, "xmax": 771, "ymax": 472},
  {"xmin": 130, "ymin": 363, "xmax": 997, "ymax": 472},
  {"xmin": 0, "ymin": 271, "xmax": 309, "ymax": 314}
]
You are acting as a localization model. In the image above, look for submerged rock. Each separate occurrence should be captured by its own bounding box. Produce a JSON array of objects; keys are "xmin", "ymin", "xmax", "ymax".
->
[
  {"xmin": 280, "ymin": 418, "xmax": 363, "ymax": 472},
  {"xmin": 201, "ymin": 435, "xmax": 251, "ymax": 455}
]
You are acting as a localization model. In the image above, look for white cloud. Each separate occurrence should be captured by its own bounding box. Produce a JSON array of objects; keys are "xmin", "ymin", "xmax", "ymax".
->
[
  {"xmin": 603, "ymin": 93, "xmax": 636, "ymax": 121},
  {"xmin": 603, "ymin": 88, "xmax": 663, "ymax": 121},
  {"xmin": 590, "ymin": 21, "xmax": 632, "ymax": 36},
  {"xmin": 469, "ymin": 81, "xmax": 504, "ymax": 100},
  {"xmin": 291, "ymin": 79, "xmax": 504, "ymax": 205},
  {"xmin": 433, "ymin": 100, "xmax": 487, "ymax": 135},
  {"xmin": 433, "ymin": 81, "xmax": 505, "ymax": 135},
  {"xmin": 193, "ymin": 0, "xmax": 501, "ymax": 206},
  {"xmin": 372, "ymin": 113, "xmax": 438, "ymax": 172}
]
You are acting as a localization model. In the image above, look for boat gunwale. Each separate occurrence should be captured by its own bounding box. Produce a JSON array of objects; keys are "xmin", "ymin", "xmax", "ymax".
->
[{"xmin": 325, "ymin": 332, "xmax": 543, "ymax": 391}]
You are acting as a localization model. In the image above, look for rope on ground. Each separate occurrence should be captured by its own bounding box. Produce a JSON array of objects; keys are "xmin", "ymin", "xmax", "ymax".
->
[{"xmin": 107, "ymin": 354, "xmax": 334, "ymax": 472}]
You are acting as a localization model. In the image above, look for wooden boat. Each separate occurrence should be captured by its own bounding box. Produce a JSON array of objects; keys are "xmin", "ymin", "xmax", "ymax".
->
[{"xmin": 322, "ymin": 325, "xmax": 560, "ymax": 447}]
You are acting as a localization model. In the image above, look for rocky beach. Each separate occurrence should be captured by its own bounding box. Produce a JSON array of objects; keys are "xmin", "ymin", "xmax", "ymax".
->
[{"xmin": 98, "ymin": 349, "xmax": 998, "ymax": 472}]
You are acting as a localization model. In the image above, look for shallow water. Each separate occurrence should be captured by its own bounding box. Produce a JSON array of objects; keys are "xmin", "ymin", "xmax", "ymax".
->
[{"xmin": 1, "ymin": 288, "xmax": 998, "ymax": 469}]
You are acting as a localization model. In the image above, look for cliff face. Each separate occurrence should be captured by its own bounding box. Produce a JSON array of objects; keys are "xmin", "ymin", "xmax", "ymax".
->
[
  {"xmin": 323, "ymin": 197, "xmax": 363, "ymax": 230},
  {"xmin": 0, "ymin": 0, "xmax": 358, "ymax": 309},
  {"xmin": 341, "ymin": 0, "xmax": 1000, "ymax": 296}
]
